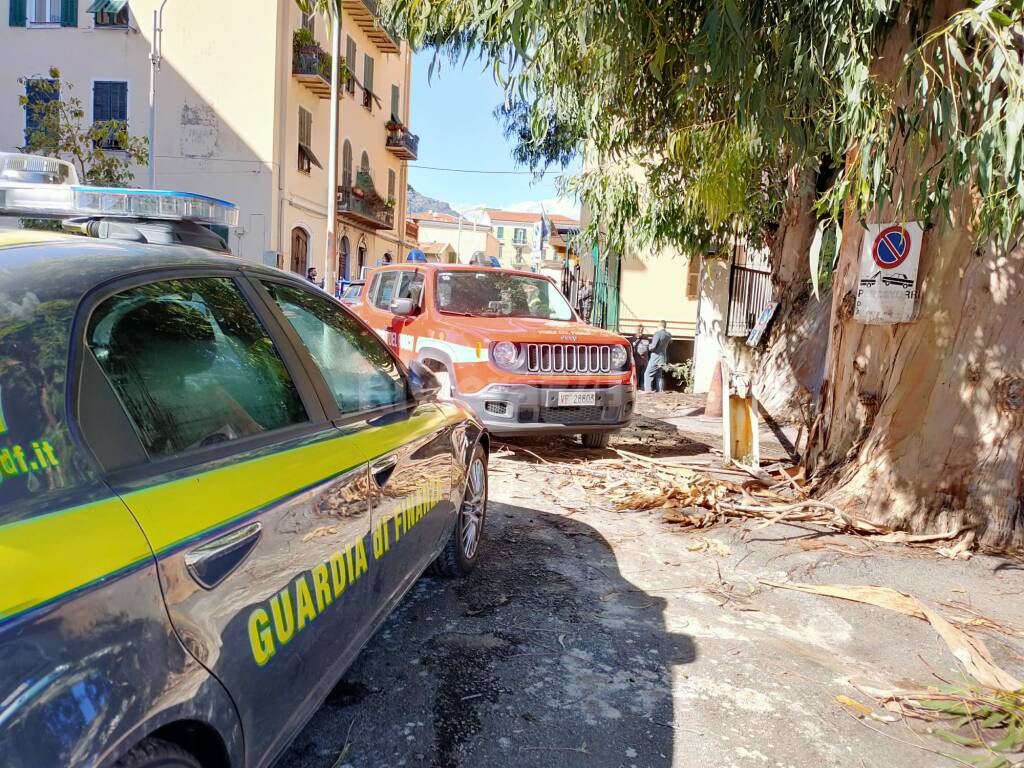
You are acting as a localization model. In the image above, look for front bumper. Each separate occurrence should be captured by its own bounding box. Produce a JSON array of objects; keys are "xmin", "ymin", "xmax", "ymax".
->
[{"xmin": 456, "ymin": 382, "xmax": 634, "ymax": 436}]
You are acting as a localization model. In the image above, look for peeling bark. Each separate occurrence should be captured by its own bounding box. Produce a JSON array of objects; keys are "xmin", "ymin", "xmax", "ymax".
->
[{"xmin": 806, "ymin": 0, "xmax": 1023, "ymax": 552}]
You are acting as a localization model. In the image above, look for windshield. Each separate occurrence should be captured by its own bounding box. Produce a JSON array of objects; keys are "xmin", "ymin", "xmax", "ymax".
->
[{"xmin": 434, "ymin": 271, "xmax": 575, "ymax": 321}]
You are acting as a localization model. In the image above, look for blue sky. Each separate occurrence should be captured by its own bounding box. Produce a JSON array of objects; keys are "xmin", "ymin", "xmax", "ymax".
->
[{"xmin": 408, "ymin": 51, "xmax": 579, "ymax": 213}]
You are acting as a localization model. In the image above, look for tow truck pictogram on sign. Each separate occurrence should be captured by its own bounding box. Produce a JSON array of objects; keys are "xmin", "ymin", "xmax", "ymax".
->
[{"xmin": 872, "ymin": 225, "xmax": 911, "ymax": 269}]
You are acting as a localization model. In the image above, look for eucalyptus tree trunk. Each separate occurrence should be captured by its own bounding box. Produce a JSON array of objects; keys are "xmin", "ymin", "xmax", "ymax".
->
[
  {"xmin": 806, "ymin": 0, "xmax": 1024, "ymax": 551},
  {"xmin": 752, "ymin": 169, "xmax": 829, "ymax": 428}
]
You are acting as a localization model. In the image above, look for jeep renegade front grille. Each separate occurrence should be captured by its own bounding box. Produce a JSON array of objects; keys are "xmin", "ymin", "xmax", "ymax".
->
[{"xmin": 525, "ymin": 343, "xmax": 613, "ymax": 374}]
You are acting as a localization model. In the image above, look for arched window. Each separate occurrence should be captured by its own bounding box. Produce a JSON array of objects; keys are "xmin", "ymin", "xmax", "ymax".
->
[
  {"xmin": 290, "ymin": 227, "xmax": 308, "ymax": 275},
  {"xmin": 342, "ymin": 140, "xmax": 352, "ymax": 189},
  {"xmin": 359, "ymin": 150, "xmax": 370, "ymax": 179},
  {"xmin": 339, "ymin": 235, "xmax": 350, "ymax": 281}
]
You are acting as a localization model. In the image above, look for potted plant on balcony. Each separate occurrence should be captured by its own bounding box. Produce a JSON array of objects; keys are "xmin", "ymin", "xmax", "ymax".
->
[
  {"xmin": 293, "ymin": 27, "xmax": 320, "ymax": 74},
  {"xmin": 385, "ymin": 118, "xmax": 403, "ymax": 132}
]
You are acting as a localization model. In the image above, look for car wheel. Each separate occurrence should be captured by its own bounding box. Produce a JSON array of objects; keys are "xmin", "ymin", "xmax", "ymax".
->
[
  {"xmin": 113, "ymin": 738, "xmax": 201, "ymax": 768},
  {"xmin": 580, "ymin": 431, "xmax": 612, "ymax": 449},
  {"xmin": 431, "ymin": 444, "xmax": 487, "ymax": 577}
]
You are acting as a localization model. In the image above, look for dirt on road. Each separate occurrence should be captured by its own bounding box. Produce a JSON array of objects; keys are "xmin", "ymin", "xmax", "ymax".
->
[{"xmin": 279, "ymin": 394, "xmax": 1024, "ymax": 768}]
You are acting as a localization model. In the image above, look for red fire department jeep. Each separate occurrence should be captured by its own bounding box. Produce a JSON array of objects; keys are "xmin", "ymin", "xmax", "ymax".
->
[{"xmin": 353, "ymin": 263, "xmax": 634, "ymax": 448}]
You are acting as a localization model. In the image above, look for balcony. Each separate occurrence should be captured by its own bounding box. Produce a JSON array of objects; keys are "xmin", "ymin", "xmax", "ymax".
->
[
  {"xmin": 292, "ymin": 40, "xmax": 332, "ymax": 98},
  {"xmin": 338, "ymin": 170, "xmax": 395, "ymax": 230},
  {"xmin": 341, "ymin": 0, "xmax": 399, "ymax": 54},
  {"xmin": 385, "ymin": 124, "xmax": 419, "ymax": 160}
]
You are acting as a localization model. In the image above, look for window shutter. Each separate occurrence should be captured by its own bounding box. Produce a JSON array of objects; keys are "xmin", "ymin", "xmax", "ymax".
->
[
  {"xmin": 345, "ymin": 37, "xmax": 356, "ymax": 93},
  {"xmin": 387, "ymin": 169, "xmax": 395, "ymax": 200},
  {"xmin": 390, "ymin": 85, "xmax": 399, "ymax": 121},
  {"xmin": 363, "ymin": 54, "xmax": 374, "ymax": 95},
  {"xmin": 9, "ymin": 0, "xmax": 26, "ymax": 26},
  {"xmin": 93, "ymin": 82, "xmax": 108, "ymax": 122},
  {"xmin": 60, "ymin": 0, "xmax": 77, "ymax": 27},
  {"xmin": 686, "ymin": 257, "xmax": 701, "ymax": 299}
]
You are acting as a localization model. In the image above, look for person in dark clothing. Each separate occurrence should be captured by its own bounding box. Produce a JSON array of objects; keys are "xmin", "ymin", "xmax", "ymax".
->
[
  {"xmin": 644, "ymin": 320, "xmax": 672, "ymax": 392},
  {"xmin": 630, "ymin": 324, "xmax": 650, "ymax": 390},
  {"xmin": 306, "ymin": 267, "xmax": 318, "ymax": 284}
]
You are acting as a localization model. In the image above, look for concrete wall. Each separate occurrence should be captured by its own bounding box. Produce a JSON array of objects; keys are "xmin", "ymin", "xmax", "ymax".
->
[
  {"xmin": 413, "ymin": 220, "xmax": 495, "ymax": 264},
  {"xmin": 692, "ymin": 255, "xmax": 732, "ymax": 393}
]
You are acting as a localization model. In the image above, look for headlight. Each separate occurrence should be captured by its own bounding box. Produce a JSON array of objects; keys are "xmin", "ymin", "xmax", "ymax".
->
[
  {"xmin": 611, "ymin": 345, "xmax": 629, "ymax": 369},
  {"xmin": 492, "ymin": 341, "xmax": 520, "ymax": 369}
]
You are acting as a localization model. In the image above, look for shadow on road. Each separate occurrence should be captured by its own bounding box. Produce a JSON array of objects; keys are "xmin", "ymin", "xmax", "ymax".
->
[{"xmin": 278, "ymin": 501, "xmax": 696, "ymax": 768}]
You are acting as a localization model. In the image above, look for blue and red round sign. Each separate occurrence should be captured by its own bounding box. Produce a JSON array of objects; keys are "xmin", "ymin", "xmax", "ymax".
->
[{"xmin": 872, "ymin": 225, "xmax": 911, "ymax": 269}]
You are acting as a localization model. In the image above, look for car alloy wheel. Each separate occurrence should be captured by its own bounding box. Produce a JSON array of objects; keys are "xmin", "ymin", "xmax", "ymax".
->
[{"xmin": 460, "ymin": 456, "xmax": 486, "ymax": 559}]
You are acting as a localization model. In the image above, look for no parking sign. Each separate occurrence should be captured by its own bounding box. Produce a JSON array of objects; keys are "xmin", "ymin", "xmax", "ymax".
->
[{"xmin": 854, "ymin": 222, "xmax": 923, "ymax": 324}]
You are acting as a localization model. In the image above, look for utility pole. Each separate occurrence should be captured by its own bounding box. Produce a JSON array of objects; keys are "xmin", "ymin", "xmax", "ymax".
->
[
  {"xmin": 147, "ymin": 0, "xmax": 170, "ymax": 189},
  {"xmin": 324, "ymin": 8, "xmax": 342, "ymax": 294}
]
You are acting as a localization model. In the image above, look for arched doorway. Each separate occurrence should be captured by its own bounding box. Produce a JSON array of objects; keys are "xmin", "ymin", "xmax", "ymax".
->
[
  {"xmin": 338, "ymin": 235, "xmax": 350, "ymax": 282},
  {"xmin": 357, "ymin": 244, "xmax": 367, "ymax": 277},
  {"xmin": 290, "ymin": 227, "xmax": 308, "ymax": 275}
]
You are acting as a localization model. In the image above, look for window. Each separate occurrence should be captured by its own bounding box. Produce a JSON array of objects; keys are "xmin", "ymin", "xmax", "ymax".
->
[
  {"xmin": 362, "ymin": 53, "xmax": 374, "ymax": 110},
  {"xmin": 513, "ymin": 227, "xmax": 527, "ymax": 244},
  {"xmin": 359, "ymin": 150, "xmax": 370, "ymax": 179},
  {"xmin": 23, "ymin": 78, "xmax": 58, "ymax": 145},
  {"xmin": 686, "ymin": 256, "xmax": 701, "ymax": 299},
  {"xmin": 87, "ymin": 277, "xmax": 307, "ymax": 458},
  {"xmin": 91, "ymin": 0, "xmax": 128, "ymax": 26},
  {"xmin": 390, "ymin": 84, "xmax": 400, "ymax": 122},
  {"xmin": 370, "ymin": 271, "xmax": 400, "ymax": 310},
  {"xmin": 345, "ymin": 36, "xmax": 356, "ymax": 95},
  {"xmin": 434, "ymin": 270, "xmax": 573, "ymax": 320},
  {"xmin": 342, "ymin": 139, "xmax": 352, "ymax": 188},
  {"xmin": 387, "ymin": 168, "xmax": 395, "ymax": 201},
  {"xmin": 263, "ymin": 282, "xmax": 407, "ymax": 414},
  {"xmin": 395, "ymin": 271, "xmax": 424, "ymax": 306},
  {"xmin": 300, "ymin": 9, "xmax": 314, "ymax": 33},
  {"xmin": 29, "ymin": 0, "xmax": 60, "ymax": 24},
  {"xmin": 496, "ymin": 226, "xmax": 504, "ymax": 239},
  {"xmin": 297, "ymin": 106, "xmax": 320, "ymax": 174},
  {"xmin": 93, "ymin": 80, "xmax": 128, "ymax": 149}
]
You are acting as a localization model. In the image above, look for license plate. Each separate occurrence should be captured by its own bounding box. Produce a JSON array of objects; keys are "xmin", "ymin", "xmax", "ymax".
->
[{"xmin": 557, "ymin": 391, "xmax": 597, "ymax": 407}]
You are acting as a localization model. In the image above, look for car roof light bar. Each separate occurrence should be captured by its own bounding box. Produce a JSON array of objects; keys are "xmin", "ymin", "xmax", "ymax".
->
[{"xmin": 0, "ymin": 152, "xmax": 239, "ymax": 227}]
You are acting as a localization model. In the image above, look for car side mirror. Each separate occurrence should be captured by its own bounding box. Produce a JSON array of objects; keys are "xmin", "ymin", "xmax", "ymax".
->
[
  {"xmin": 390, "ymin": 298, "xmax": 415, "ymax": 316},
  {"xmin": 407, "ymin": 359, "xmax": 441, "ymax": 400}
]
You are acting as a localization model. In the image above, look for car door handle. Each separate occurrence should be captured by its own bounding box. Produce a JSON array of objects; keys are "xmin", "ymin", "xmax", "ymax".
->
[
  {"xmin": 370, "ymin": 454, "xmax": 399, "ymax": 488},
  {"xmin": 185, "ymin": 522, "xmax": 262, "ymax": 590}
]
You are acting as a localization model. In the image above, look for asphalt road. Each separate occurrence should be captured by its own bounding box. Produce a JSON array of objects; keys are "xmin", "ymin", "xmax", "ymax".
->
[
  {"xmin": 278, "ymin": 420, "xmax": 1024, "ymax": 768},
  {"xmin": 277, "ymin": 492, "xmax": 693, "ymax": 768}
]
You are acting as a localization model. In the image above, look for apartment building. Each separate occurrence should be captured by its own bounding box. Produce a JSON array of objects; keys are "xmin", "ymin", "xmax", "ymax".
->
[
  {"xmin": 483, "ymin": 209, "xmax": 579, "ymax": 271},
  {"xmin": 2, "ymin": 0, "xmax": 415, "ymax": 283},
  {"xmin": 411, "ymin": 211, "xmax": 499, "ymax": 264}
]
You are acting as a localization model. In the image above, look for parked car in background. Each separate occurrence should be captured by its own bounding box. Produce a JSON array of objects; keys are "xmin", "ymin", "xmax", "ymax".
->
[
  {"xmin": 339, "ymin": 279, "xmax": 366, "ymax": 307},
  {"xmin": 352, "ymin": 263, "xmax": 635, "ymax": 449}
]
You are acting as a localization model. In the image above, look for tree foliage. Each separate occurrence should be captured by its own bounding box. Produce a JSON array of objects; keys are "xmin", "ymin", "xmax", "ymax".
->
[
  {"xmin": 18, "ymin": 68, "xmax": 149, "ymax": 187},
  {"xmin": 347, "ymin": 0, "xmax": 1023, "ymax": 253}
]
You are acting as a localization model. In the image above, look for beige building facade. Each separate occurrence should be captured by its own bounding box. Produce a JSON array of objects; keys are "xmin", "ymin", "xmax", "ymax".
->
[
  {"xmin": 2, "ymin": 0, "xmax": 414, "ymax": 286},
  {"xmin": 411, "ymin": 211, "xmax": 499, "ymax": 264}
]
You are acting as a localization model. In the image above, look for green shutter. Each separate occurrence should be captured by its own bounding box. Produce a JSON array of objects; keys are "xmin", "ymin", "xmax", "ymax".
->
[
  {"xmin": 9, "ymin": 0, "xmax": 26, "ymax": 26},
  {"xmin": 61, "ymin": 0, "xmax": 77, "ymax": 26}
]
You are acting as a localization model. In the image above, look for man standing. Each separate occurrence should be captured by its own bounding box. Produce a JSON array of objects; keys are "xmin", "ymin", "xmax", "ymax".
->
[
  {"xmin": 644, "ymin": 320, "xmax": 672, "ymax": 392},
  {"xmin": 630, "ymin": 324, "xmax": 650, "ymax": 390}
]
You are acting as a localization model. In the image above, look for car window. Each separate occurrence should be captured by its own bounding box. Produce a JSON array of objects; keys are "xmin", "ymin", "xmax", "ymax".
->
[
  {"xmin": 262, "ymin": 281, "xmax": 408, "ymax": 415},
  {"xmin": 370, "ymin": 271, "xmax": 400, "ymax": 310},
  {"xmin": 87, "ymin": 277, "xmax": 308, "ymax": 459},
  {"xmin": 0, "ymin": 259, "xmax": 104, "ymax": 523},
  {"xmin": 395, "ymin": 271, "xmax": 425, "ymax": 306}
]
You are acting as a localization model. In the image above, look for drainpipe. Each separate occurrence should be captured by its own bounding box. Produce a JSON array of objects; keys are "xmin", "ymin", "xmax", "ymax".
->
[{"xmin": 324, "ymin": 8, "xmax": 341, "ymax": 293}]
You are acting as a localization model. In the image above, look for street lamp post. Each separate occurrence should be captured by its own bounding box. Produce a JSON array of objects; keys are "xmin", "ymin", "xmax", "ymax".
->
[
  {"xmin": 324, "ymin": 8, "xmax": 341, "ymax": 293},
  {"xmin": 147, "ymin": 0, "xmax": 170, "ymax": 189}
]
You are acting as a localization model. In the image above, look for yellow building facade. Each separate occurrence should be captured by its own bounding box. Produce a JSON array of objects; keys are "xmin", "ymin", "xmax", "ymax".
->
[{"xmin": 1, "ymin": 0, "xmax": 414, "ymax": 285}]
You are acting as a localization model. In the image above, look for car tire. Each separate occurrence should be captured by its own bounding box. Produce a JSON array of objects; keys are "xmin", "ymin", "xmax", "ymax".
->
[
  {"xmin": 580, "ymin": 431, "xmax": 612, "ymax": 449},
  {"xmin": 113, "ymin": 738, "xmax": 201, "ymax": 768},
  {"xmin": 431, "ymin": 443, "xmax": 487, "ymax": 578}
]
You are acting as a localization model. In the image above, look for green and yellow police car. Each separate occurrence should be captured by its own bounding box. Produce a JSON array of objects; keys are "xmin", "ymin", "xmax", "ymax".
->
[{"xmin": 0, "ymin": 153, "xmax": 489, "ymax": 768}]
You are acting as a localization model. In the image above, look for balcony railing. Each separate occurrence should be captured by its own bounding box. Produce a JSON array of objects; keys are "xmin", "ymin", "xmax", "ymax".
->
[
  {"xmin": 293, "ymin": 42, "xmax": 332, "ymax": 98},
  {"xmin": 385, "ymin": 125, "xmax": 419, "ymax": 160},
  {"xmin": 338, "ymin": 171, "xmax": 394, "ymax": 230}
]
